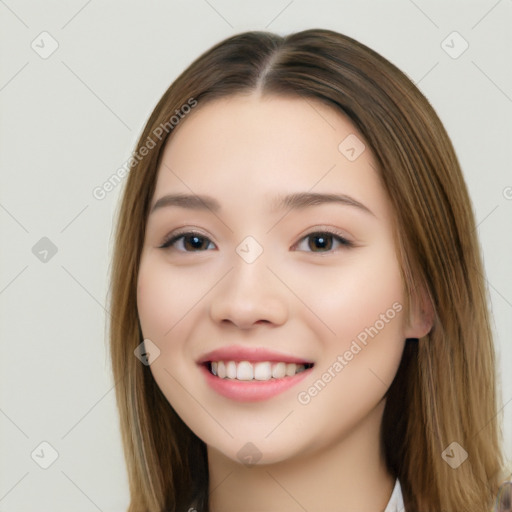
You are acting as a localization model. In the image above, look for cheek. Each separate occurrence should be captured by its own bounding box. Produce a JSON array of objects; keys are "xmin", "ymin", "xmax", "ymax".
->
[
  {"xmin": 136, "ymin": 263, "xmax": 187, "ymax": 352},
  {"xmin": 136, "ymin": 256, "xmax": 216, "ymax": 374},
  {"xmin": 300, "ymin": 247, "xmax": 405, "ymax": 343},
  {"xmin": 311, "ymin": 246, "xmax": 406, "ymax": 401},
  {"xmin": 137, "ymin": 256, "xmax": 197, "ymax": 339},
  {"xmin": 137, "ymin": 261, "xmax": 169, "ymax": 339}
]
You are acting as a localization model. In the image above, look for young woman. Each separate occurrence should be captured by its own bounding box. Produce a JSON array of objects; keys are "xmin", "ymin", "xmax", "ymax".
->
[{"xmin": 108, "ymin": 29, "xmax": 509, "ymax": 511}]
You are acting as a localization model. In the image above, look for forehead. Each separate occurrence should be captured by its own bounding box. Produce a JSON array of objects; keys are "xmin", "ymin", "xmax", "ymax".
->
[
  {"xmin": 153, "ymin": 93, "xmax": 390, "ymax": 221},
  {"xmin": 162, "ymin": 93, "xmax": 366, "ymax": 163}
]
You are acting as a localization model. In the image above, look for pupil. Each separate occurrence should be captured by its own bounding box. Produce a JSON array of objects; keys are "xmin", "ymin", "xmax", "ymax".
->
[
  {"xmin": 311, "ymin": 233, "xmax": 332, "ymax": 251},
  {"xmin": 185, "ymin": 235, "xmax": 206, "ymax": 250}
]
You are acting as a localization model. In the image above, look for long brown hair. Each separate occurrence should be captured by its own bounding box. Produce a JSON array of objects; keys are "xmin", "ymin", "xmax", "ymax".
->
[{"xmin": 108, "ymin": 29, "xmax": 507, "ymax": 511}]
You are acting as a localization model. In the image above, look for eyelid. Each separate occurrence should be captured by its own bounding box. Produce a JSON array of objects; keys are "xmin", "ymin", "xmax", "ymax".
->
[
  {"xmin": 295, "ymin": 225, "xmax": 353, "ymax": 244},
  {"xmin": 158, "ymin": 228, "xmax": 215, "ymax": 249},
  {"xmin": 291, "ymin": 226, "xmax": 354, "ymax": 253}
]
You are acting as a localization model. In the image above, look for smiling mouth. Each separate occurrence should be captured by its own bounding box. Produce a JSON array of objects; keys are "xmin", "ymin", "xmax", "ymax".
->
[{"xmin": 204, "ymin": 361, "xmax": 315, "ymax": 381}]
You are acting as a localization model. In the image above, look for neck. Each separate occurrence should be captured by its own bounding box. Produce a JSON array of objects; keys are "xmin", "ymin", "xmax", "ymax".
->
[{"xmin": 207, "ymin": 399, "xmax": 395, "ymax": 512}]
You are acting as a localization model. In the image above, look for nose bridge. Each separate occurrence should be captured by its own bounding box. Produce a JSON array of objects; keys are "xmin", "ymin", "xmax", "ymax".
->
[{"xmin": 209, "ymin": 237, "xmax": 288, "ymax": 327}]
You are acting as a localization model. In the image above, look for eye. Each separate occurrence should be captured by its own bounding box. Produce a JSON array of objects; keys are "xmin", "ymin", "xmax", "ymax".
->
[
  {"xmin": 158, "ymin": 231, "xmax": 216, "ymax": 252},
  {"xmin": 293, "ymin": 230, "xmax": 353, "ymax": 253}
]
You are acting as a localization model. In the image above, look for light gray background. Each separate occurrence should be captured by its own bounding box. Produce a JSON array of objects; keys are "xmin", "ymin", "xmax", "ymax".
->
[{"xmin": 1, "ymin": 1, "xmax": 511, "ymax": 510}]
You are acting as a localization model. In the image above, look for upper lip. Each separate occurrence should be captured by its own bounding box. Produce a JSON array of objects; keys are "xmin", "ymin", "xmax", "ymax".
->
[{"xmin": 197, "ymin": 345, "xmax": 314, "ymax": 365}]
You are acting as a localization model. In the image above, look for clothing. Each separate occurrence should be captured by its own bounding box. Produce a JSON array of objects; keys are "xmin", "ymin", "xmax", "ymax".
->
[{"xmin": 384, "ymin": 479, "xmax": 405, "ymax": 512}]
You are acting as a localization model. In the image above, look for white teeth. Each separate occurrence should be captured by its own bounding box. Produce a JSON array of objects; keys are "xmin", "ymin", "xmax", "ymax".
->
[
  {"xmin": 272, "ymin": 362, "xmax": 286, "ymax": 378},
  {"xmin": 226, "ymin": 361, "xmax": 237, "ymax": 379},
  {"xmin": 208, "ymin": 360, "xmax": 311, "ymax": 381},
  {"xmin": 217, "ymin": 361, "xmax": 226, "ymax": 378},
  {"xmin": 237, "ymin": 361, "xmax": 253, "ymax": 380},
  {"xmin": 254, "ymin": 362, "xmax": 272, "ymax": 380}
]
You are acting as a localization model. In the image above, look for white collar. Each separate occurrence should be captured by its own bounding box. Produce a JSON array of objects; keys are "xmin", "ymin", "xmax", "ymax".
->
[{"xmin": 384, "ymin": 479, "xmax": 405, "ymax": 512}]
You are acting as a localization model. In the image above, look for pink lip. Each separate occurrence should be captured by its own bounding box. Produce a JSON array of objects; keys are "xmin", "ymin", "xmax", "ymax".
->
[
  {"xmin": 198, "ymin": 363, "xmax": 313, "ymax": 402},
  {"xmin": 196, "ymin": 345, "xmax": 314, "ymax": 365}
]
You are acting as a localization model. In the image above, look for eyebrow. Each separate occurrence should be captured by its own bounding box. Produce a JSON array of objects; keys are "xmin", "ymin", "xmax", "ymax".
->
[{"xmin": 150, "ymin": 192, "xmax": 375, "ymax": 217}]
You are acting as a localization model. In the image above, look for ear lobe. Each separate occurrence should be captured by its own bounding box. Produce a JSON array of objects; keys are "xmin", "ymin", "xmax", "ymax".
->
[{"xmin": 404, "ymin": 285, "xmax": 434, "ymax": 339}]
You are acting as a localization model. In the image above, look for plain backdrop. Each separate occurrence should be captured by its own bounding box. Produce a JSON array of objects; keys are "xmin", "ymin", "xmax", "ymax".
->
[{"xmin": 0, "ymin": 1, "xmax": 511, "ymax": 510}]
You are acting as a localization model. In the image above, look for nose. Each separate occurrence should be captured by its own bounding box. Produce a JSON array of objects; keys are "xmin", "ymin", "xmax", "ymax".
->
[{"xmin": 209, "ymin": 256, "xmax": 288, "ymax": 330}]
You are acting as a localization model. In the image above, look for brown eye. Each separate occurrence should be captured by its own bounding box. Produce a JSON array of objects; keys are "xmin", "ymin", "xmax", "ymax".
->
[
  {"xmin": 294, "ymin": 231, "xmax": 352, "ymax": 253},
  {"xmin": 159, "ymin": 232, "xmax": 215, "ymax": 251}
]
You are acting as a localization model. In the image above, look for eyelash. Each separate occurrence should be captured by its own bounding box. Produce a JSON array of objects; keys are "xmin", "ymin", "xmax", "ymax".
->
[{"xmin": 158, "ymin": 228, "xmax": 353, "ymax": 253}]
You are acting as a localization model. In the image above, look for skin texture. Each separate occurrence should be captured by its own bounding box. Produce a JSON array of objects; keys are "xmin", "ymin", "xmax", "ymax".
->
[{"xmin": 137, "ymin": 94, "xmax": 431, "ymax": 511}]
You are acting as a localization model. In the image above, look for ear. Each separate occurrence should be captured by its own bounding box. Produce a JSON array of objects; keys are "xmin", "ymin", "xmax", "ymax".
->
[{"xmin": 404, "ymin": 284, "xmax": 434, "ymax": 339}]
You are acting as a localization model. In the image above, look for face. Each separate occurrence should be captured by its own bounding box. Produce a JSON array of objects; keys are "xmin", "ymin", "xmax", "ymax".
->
[{"xmin": 137, "ymin": 93, "xmax": 427, "ymax": 465}]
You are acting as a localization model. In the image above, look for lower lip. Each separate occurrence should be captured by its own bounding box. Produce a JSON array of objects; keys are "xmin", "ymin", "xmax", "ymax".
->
[{"xmin": 198, "ymin": 363, "xmax": 313, "ymax": 402}]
